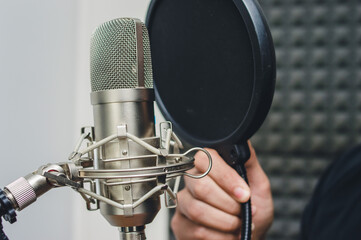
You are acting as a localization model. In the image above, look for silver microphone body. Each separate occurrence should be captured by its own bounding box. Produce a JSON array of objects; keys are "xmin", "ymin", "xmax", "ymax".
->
[{"xmin": 90, "ymin": 18, "xmax": 160, "ymax": 228}]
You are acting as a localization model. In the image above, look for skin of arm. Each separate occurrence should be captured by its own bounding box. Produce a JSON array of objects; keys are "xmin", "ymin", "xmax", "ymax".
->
[{"xmin": 171, "ymin": 142, "xmax": 274, "ymax": 240}]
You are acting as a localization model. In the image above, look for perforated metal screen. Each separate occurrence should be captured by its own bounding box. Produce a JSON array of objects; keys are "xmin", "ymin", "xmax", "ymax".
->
[
  {"xmin": 251, "ymin": 0, "xmax": 361, "ymax": 239},
  {"xmin": 91, "ymin": 18, "xmax": 153, "ymax": 91}
]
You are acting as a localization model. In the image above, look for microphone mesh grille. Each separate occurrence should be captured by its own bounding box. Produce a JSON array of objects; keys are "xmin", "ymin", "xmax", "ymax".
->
[{"xmin": 90, "ymin": 18, "xmax": 153, "ymax": 91}]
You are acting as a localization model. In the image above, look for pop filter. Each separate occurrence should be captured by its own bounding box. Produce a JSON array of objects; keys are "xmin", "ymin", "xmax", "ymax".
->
[{"xmin": 146, "ymin": 0, "xmax": 276, "ymax": 239}]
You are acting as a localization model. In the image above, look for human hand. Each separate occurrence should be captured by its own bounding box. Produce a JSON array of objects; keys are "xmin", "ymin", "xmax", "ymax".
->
[{"xmin": 171, "ymin": 142, "xmax": 273, "ymax": 240}]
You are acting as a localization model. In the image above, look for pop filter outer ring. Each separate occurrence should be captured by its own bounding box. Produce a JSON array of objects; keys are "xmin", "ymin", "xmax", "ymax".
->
[{"xmin": 146, "ymin": 0, "xmax": 276, "ymax": 148}]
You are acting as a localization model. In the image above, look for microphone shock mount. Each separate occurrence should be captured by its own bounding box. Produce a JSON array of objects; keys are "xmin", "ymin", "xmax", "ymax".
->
[{"xmin": 0, "ymin": 123, "xmax": 212, "ymax": 240}]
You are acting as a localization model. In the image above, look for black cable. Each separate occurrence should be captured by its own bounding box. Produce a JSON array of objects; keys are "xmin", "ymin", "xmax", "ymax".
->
[
  {"xmin": 235, "ymin": 163, "xmax": 252, "ymax": 240},
  {"xmin": 217, "ymin": 144, "xmax": 252, "ymax": 240}
]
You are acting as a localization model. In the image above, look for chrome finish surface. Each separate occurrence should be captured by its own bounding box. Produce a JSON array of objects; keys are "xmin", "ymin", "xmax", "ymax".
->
[
  {"xmin": 3, "ymin": 188, "xmax": 17, "ymax": 210},
  {"xmin": 73, "ymin": 123, "xmax": 207, "ymax": 227},
  {"xmin": 92, "ymin": 92, "xmax": 155, "ymax": 140},
  {"xmin": 119, "ymin": 226, "xmax": 146, "ymax": 240},
  {"xmin": 90, "ymin": 17, "xmax": 159, "ymax": 228},
  {"xmin": 4, "ymin": 177, "xmax": 36, "ymax": 211},
  {"xmin": 91, "ymin": 69, "xmax": 159, "ymax": 226},
  {"xmin": 3, "ymin": 164, "xmax": 67, "ymax": 211},
  {"xmin": 91, "ymin": 89, "xmax": 154, "ymax": 105},
  {"xmin": 78, "ymin": 161, "xmax": 194, "ymax": 179},
  {"xmin": 96, "ymin": 131, "xmax": 160, "ymax": 226},
  {"xmin": 23, "ymin": 173, "xmax": 51, "ymax": 198},
  {"xmin": 182, "ymin": 148, "xmax": 213, "ymax": 179},
  {"xmin": 77, "ymin": 184, "xmax": 172, "ymax": 211}
]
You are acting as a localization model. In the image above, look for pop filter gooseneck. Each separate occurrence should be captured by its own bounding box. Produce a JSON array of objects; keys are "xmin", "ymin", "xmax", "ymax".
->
[{"xmin": 146, "ymin": 0, "xmax": 276, "ymax": 239}]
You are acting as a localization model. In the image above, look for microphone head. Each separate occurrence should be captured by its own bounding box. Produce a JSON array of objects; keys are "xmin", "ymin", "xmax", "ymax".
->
[{"xmin": 90, "ymin": 18, "xmax": 153, "ymax": 92}]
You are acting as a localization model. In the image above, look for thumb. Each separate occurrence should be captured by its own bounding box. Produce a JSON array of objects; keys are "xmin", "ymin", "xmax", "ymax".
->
[{"xmin": 244, "ymin": 141, "xmax": 269, "ymax": 188}]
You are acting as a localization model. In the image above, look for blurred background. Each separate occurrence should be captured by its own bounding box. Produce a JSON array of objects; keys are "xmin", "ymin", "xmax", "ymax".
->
[
  {"xmin": 0, "ymin": 0, "xmax": 361, "ymax": 240},
  {"xmin": 252, "ymin": 0, "xmax": 361, "ymax": 239}
]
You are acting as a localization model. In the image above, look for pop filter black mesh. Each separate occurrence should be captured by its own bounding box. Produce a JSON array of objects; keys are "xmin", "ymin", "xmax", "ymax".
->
[
  {"xmin": 147, "ymin": 0, "xmax": 256, "ymax": 146},
  {"xmin": 147, "ymin": 1, "xmax": 275, "ymax": 239}
]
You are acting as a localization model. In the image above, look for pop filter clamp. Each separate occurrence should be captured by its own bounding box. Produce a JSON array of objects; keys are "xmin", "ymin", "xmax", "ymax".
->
[{"xmin": 146, "ymin": 0, "xmax": 276, "ymax": 239}]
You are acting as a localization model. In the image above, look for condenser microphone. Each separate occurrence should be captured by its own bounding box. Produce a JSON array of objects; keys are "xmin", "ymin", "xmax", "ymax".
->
[
  {"xmin": 0, "ymin": 17, "xmax": 211, "ymax": 240},
  {"xmin": 90, "ymin": 18, "xmax": 161, "ymax": 239}
]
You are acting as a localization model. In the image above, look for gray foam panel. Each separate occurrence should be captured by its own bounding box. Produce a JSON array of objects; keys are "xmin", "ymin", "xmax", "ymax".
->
[{"xmin": 252, "ymin": 0, "xmax": 361, "ymax": 239}]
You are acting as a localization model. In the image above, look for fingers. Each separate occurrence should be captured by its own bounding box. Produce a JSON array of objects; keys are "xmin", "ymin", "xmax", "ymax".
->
[
  {"xmin": 172, "ymin": 209, "xmax": 240, "ymax": 240},
  {"xmin": 244, "ymin": 141, "xmax": 263, "ymax": 175},
  {"xmin": 185, "ymin": 173, "xmax": 241, "ymax": 216},
  {"xmin": 174, "ymin": 146, "xmax": 273, "ymax": 240},
  {"xmin": 193, "ymin": 148, "xmax": 251, "ymax": 203},
  {"xmin": 177, "ymin": 189, "xmax": 242, "ymax": 233},
  {"xmin": 245, "ymin": 141, "xmax": 272, "ymax": 195}
]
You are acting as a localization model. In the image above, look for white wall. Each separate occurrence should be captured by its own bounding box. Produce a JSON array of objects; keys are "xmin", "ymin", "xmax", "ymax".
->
[
  {"xmin": 0, "ymin": 1, "xmax": 168, "ymax": 239},
  {"xmin": 0, "ymin": 1, "xmax": 77, "ymax": 239}
]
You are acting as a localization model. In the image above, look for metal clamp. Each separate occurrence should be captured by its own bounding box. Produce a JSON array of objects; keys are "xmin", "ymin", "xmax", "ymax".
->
[
  {"xmin": 183, "ymin": 148, "xmax": 213, "ymax": 179},
  {"xmin": 79, "ymin": 180, "xmax": 99, "ymax": 211}
]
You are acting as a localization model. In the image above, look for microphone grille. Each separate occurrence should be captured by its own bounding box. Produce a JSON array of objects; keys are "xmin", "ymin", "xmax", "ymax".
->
[{"xmin": 90, "ymin": 18, "xmax": 153, "ymax": 92}]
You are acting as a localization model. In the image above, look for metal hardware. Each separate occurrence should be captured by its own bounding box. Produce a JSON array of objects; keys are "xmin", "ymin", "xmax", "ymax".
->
[
  {"xmin": 119, "ymin": 226, "xmax": 146, "ymax": 240},
  {"xmin": 80, "ymin": 180, "xmax": 99, "ymax": 211},
  {"xmin": 0, "ymin": 122, "xmax": 212, "ymax": 239},
  {"xmin": 43, "ymin": 172, "xmax": 81, "ymax": 188},
  {"xmin": 78, "ymin": 161, "xmax": 195, "ymax": 179},
  {"xmin": 81, "ymin": 126, "xmax": 95, "ymax": 141},
  {"xmin": 117, "ymin": 125, "xmax": 128, "ymax": 139},
  {"xmin": 183, "ymin": 148, "xmax": 213, "ymax": 179},
  {"xmin": 160, "ymin": 122, "xmax": 172, "ymax": 151},
  {"xmin": 76, "ymin": 184, "xmax": 171, "ymax": 211},
  {"xmin": 69, "ymin": 127, "xmax": 95, "ymax": 161}
]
